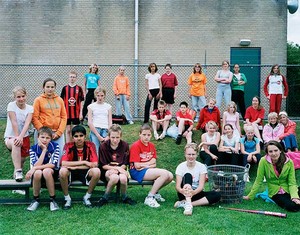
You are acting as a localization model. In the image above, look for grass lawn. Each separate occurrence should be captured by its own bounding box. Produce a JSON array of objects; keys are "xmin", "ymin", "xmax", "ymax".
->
[{"xmin": 0, "ymin": 119, "xmax": 300, "ymax": 235}]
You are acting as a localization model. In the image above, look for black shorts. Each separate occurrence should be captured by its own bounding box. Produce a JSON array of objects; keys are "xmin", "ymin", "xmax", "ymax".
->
[
  {"xmin": 162, "ymin": 88, "xmax": 175, "ymax": 104},
  {"xmin": 69, "ymin": 169, "xmax": 91, "ymax": 185},
  {"xmin": 35, "ymin": 169, "xmax": 59, "ymax": 187},
  {"xmin": 67, "ymin": 118, "xmax": 80, "ymax": 125}
]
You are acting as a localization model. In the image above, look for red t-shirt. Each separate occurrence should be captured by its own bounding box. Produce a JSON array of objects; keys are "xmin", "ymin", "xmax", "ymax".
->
[
  {"xmin": 60, "ymin": 85, "xmax": 84, "ymax": 119},
  {"xmin": 151, "ymin": 109, "xmax": 171, "ymax": 120},
  {"xmin": 161, "ymin": 73, "xmax": 178, "ymax": 89},
  {"xmin": 175, "ymin": 111, "xmax": 193, "ymax": 126},
  {"xmin": 129, "ymin": 140, "xmax": 157, "ymax": 169},
  {"xmin": 61, "ymin": 141, "xmax": 98, "ymax": 162},
  {"xmin": 244, "ymin": 106, "xmax": 265, "ymax": 126}
]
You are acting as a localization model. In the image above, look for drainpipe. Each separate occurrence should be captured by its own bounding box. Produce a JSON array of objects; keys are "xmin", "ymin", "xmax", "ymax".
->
[
  {"xmin": 134, "ymin": 0, "xmax": 139, "ymax": 117},
  {"xmin": 288, "ymin": 0, "xmax": 298, "ymax": 14}
]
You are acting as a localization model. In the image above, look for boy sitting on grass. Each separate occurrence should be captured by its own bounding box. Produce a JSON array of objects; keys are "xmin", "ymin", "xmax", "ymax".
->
[
  {"xmin": 59, "ymin": 125, "xmax": 100, "ymax": 209},
  {"xmin": 129, "ymin": 124, "xmax": 173, "ymax": 208},
  {"xmin": 150, "ymin": 100, "xmax": 172, "ymax": 140},
  {"xmin": 97, "ymin": 124, "xmax": 136, "ymax": 207},
  {"xmin": 26, "ymin": 126, "xmax": 60, "ymax": 211}
]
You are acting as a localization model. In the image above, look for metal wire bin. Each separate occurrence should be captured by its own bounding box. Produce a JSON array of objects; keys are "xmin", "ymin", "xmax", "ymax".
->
[{"xmin": 206, "ymin": 164, "xmax": 250, "ymax": 204}]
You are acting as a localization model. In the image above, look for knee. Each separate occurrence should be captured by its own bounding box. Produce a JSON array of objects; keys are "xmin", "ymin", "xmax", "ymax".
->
[
  {"xmin": 90, "ymin": 168, "xmax": 101, "ymax": 179},
  {"xmin": 119, "ymin": 174, "xmax": 128, "ymax": 185},
  {"xmin": 59, "ymin": 168, "xmax": 70, "ymax": 179},
  {"xmin": 42, "ymin": 168, "xmax": 53, "ymax": 178},
  {"xmin": 33, "ymin": 170, "xmax": 43, "ymax": 179},
  {"xmin": 108, "ymin": 174, "xmax": 120, "ymax": 184}
]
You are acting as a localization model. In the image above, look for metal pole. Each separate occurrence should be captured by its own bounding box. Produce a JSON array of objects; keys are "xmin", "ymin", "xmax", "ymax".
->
[{"xmin": 134, "ymin": 0, "xmax": 139, "ymax": 117}]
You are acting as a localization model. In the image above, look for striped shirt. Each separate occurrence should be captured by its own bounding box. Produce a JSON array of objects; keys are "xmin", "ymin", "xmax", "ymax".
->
[{"xmin": 61, "ymin": 85, "xmax": 84, "ymax": 119}]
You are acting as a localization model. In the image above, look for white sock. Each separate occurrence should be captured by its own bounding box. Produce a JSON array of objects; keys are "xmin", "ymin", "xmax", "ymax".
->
[
  {"xmin": 64, "ymin": 194, "xmax": 71, "ymax": 201},
  {"xmin": 85, "ymin": 192, "xmax": 92, "ymax": 199}
]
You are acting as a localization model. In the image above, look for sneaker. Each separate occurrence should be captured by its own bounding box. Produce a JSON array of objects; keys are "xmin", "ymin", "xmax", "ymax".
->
[
  {"xmin": 128, "ymin": 120, "xmax": 134, "ymax": 125},
  {"xmin": 83, "ymin": 196, "xmax": 92, "ymax": 208},
  {"xmin": 154, "ymin": 132, "xmax": 159, "ymax": 140},
  {"xmin": 63, "ymin": 199, "xmax": 72, "ymax": 210},
  {"xmin": 154, "ymin": 193, "xmax": 165, "ymax": 202},
  {"xmin": 122, "ymin": 196, "xmax": 137, "ymax": 206},
  {"xmin": 175, "ymin": 135, "xmax": 182, "ymax": 145},
  {"xmin": 27, "ymin": 200, "xmax": 39, "ymax": 211},
  {"xmin": 263, "ymin": 176, "xmax": 267, "ymax": 182},
  {"xmin": 174, "ymin": 200, "xmax": 186, "ymax": 209},
  {"xmin": 12, "ymin": 190, "xmax": 26, "ymax": 195},
  {"xmin": 144, "ymin": 196, "xmax": 160, "ymax": 208},
  {"xmin": 50, "ymin": 200, "xmax": 59, "ymax": 211},
  {"xmin": 183, "ymin": 202, "xmax": 193, "ymax": 216},
  {"xmin": 96, "ymin": 197, "xmax": 108, "ymax": 208},
  {"xmin": 14, "ymin": 170, "xmax": 23, "ymax": 182}
]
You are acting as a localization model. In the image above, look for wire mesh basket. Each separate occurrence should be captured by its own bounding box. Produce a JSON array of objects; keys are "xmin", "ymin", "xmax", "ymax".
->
[{"xmin": 206, "ymin": 164, "xmax": 250, "ymax": 204}]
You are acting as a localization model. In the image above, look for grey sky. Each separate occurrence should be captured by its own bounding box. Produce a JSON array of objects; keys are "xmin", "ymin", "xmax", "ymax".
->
[{"xmin": 288, "ymin": 10, "xmax": 300, "ymax": 44}]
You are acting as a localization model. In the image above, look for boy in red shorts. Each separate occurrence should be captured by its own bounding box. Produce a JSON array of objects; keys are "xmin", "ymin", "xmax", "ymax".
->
[{"xmin": 59, "ymin": 125, "xmax": 100, "ymax": 209}]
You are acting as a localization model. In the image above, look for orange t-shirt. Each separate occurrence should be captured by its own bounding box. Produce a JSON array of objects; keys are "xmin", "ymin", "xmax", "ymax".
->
[{"xmin": 188, "ymin": 73, "xmax": 207, "ymax": 96}]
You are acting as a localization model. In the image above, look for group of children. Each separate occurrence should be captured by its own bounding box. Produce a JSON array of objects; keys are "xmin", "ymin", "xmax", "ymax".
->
[{"xmin": 3, "ymin": 62, "xmax": 300, "ymax": 214}]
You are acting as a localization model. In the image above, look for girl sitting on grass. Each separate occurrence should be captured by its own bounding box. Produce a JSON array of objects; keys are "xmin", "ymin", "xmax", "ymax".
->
[{"xmin": 175, "ymin": 143, "xmax": 221, "ymax": 216}]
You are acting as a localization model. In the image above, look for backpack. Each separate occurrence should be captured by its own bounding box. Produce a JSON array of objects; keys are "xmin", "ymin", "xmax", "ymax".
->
[{"xmin": 112, "ymin": 114, "xmax": 127, "ymax": 125}]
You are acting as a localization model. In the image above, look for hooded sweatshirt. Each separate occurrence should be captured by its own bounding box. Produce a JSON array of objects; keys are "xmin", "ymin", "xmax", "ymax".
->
[{"xmin": 32, "ymin": 93, "xmax": 67, "ymax": 137}]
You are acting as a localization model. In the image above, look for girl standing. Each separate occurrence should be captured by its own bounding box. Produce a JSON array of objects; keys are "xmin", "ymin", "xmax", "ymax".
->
[
  {"xmin": 144, "ymin": 63, "xmax": 162, "ymax": 123},
  {"xmin": 88, "ymin": 87, "xmax": 112, "ymax": 155},
  {"xmin": 4, "ymin": 86, "xmax": 33, "ymax": 181},
  {"xmin": 32, "ymin": 78, "xmax": 67, "ymax": 157},
  {"xmin": 264, "ymin": 64, "xmax": 288, "ymax": 114}
]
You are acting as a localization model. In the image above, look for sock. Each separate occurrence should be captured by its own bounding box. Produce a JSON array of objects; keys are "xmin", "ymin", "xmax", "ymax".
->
[
  {"xmin": 33, "ymin": 195, "xmax": 40, "ymax": 202},
  {"xmin": 64, "ymin": 194, "xmax": 71, "ymax": 201},
  {"xmin": 84, "ymin": 192, "xmax": 91, "ymax": 199},
  {"xmin": 122, "ymin": 194, "xmax": 128, "ymax": 200},
  {"xmin": 49, "ymin": 195, "xmax": 56, "ymax": 202},
  {"xmin": 148, "ymin": 192, "xmax": 155, "ymax": 198},
  {"xmin": 103, "ymin": 193, "xmax": 109, "ymax": 200}
]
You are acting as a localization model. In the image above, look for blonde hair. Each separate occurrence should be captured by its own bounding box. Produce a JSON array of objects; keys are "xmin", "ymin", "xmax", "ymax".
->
[
  {"xmin": 12, "ymin": 86, "xmax": 27, "ymax": 97},
  {"xmin": 268, "ymin": 112, "xmax": 278, "ymax": 122},
  {"xmin": 227, "ymin": 101, "xmax": 237, "ymax": 113},
  {"xmin": 108, "ymin": 124, "xmax": 122, "ymax": 136},
  {"xmin": 94, "ymin": 87, "xmax": 106, "ymax": 97},
  {"xmin": 205, "ymin": 121, "xmax": 218, "ymax": 131},
  {"xmin": 208, "ymin": 98, "xmax": 216, "ymax": 105},
  {"xmin": 184, "ymin": 143, "xmax": 198, "ymax": 153}
]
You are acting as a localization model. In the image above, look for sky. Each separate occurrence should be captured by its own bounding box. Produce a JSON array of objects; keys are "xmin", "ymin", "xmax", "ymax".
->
[{"xmin": 288, "ymin": 9, "xmax": 300, "ymax": 44}]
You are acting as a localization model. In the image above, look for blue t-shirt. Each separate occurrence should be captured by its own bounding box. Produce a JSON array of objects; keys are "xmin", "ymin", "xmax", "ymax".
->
[
  {"xmin": 240, "ymin": 137, "xmax": 259, "ymax": 153},
  {"xmin": 85, "ymin": 73, "xmax": 101, "ymax": 89}
]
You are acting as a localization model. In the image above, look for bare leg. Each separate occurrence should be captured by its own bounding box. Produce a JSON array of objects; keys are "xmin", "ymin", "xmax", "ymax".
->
[
  {"xmin": 59, "ymin": 167, "xmax": 70, "ymax": 196},
  {"xmin": 6, "ymin": 139, "xmax": 22, "ymax": 171},
  {"xmin": 32, "ymin": 170, "xmax": 43, "ymax": 197},
  {"xmin": 143, "ymin": 168, "xmax": 173, "ymax": 195},
  {"xmin": 87, "ymin": 168, "xmax": 100, "ymax": 194},
  {"xmin": 43, "ymin": 168, "xmax": 55, "ymax": 197}
]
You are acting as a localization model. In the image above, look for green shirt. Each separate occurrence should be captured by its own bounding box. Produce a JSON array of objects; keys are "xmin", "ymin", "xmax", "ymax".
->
[{"xmin": 231, "ymin": 73, "xmax": 247, "ymax": 91}]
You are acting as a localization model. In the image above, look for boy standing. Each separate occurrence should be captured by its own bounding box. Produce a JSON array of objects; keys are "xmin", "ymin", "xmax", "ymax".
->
[
  {"xmin": 60, "ymin": 71, "xmax": 85, "ymax": 142},
  {"xmin": 26, "ymin": 127, "xmax": 60, "ymax": 211},
  {"xmin": 113, "ymin": 66, "xmax": 134, "ymax": 124},
  {"xmin": 59, "ymin": 125, "xmax": 100, "ymax": 209},
  {"xmin": 97, "ymin": 124, "xmax": 136, "ymax": 207},
  {"xmin": 150, "ymin": 100, "xmax": 172, "ymax": 140},
  {"xmin": 129, "ymin": 124, "xmax": 173, "ymax": 208}
]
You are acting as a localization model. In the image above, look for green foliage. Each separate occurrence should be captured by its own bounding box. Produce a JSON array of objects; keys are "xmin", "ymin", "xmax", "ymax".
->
[
  {"xmin": 287, "ymin": 42, "xmax": 300, "ymax": 64},
  {"xmin": 1, "ymin": 119, "xmax": 300, "ymax": 234}
]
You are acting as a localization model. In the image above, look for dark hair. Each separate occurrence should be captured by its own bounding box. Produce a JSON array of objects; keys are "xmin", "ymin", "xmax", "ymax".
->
[
  {"xmin": 253, "ymin": 96, "xmax": 263, "ymax": 110},
  {"xmin": 38, "ymin": 126, "xmax": 53, "ymax": 138},
  {"xmin": 164, "ymin": 63, "xmax": 172, "ymax": 69},
  {"xmin": 265, "ymin": 141, "xmax": 286, "ymax": 174},
  {"xmin": 43, "ymin": 78, "xmax": 56, "ymax": 88},
  {"xmin": 193, "ymin": 63, "xmax": 202, "ymax": 74},
  {"xmin": 72, "ymin": 125, "xmax": 86, "ymax": 136},
  {"xmin": 179, "ymin": 101, "xmax": 188, "ymax": 107},
  {"xmin": 224, "ymin": 123, "xmax": 233, "ymax": 130},
  {"xmin": 270, "ymin": 64, "xmax": 281, "ymax": 75},
  {"xmin": 148, "ymin": 63, "xmax": 158, "ymax": 73}
]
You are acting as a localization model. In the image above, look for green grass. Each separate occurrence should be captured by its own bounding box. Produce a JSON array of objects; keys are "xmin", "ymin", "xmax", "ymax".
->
[{"xmin": 0, "ymin": 119, "xmax": 300, "ymax": 235}]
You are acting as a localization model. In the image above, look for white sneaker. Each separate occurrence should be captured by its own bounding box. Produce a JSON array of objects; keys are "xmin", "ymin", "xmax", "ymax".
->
[
  {"xmin": 154, "ymin": 133, "xmax": 159, "ymax": 140},
  {"xmin": 154, "ymin": 193, "xmax": 165, "ymax": 202},
  {"xmin": 83, "ymin": 196, "xmax": 92, "ymax": 208},
  {"xmin": 144, "ymin": 196, "xmax": 160, "ymax": 208},
  {"xmin": 12, "ymin": 190, "xmax": 26, "ymax": 195},
  {"xmin": 63, "ymin": 199, "xmax": 72, "ymax": 210},
  {"xmin": 183, "ymin": 202, "xmax": 193, "ymax": 216},
  {"xmin": 128, "ymin": 120, "xmax": 134, "ymax": 125},
  {"xmin": 174, "ymin": 200, "xmax": 186, "ymax": 208},
  {"xmin": 27, "ymin": 200, "xmax": 39, "ymax": 211},
  {"xmin": 50, "ymin": 200, "xmax": 59, "ymax": 211},
  {"xmin": 14, "ymin": 170, "xmax": 23, "ymax": 182},
  {"xmin": 194, "ymin": 118, "xmax": 199, "ymax": 123}
]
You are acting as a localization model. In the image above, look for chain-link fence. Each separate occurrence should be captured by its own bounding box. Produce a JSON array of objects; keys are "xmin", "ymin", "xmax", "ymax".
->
[{"xmin": 1, "ymin": 64, "xmax": 300, "ymax": 119}]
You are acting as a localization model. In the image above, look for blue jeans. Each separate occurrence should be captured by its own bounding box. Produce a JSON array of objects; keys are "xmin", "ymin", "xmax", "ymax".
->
[
  {"xmin": 89, "ymin": 127, "xmax": 108, "ymax": 155},
  {"xmin": 191, "ymin": 96, "xmax": 206, "ymax": 119},
  {"xmin": 282, "ymin": 134, "xmax": 298, "ymax": 151},
  {"xmin": 216, "ymin": 84, "xmax": 231, "ymax": 108},
  {"xmin": 115, "ymin": 95, "xmax": 133, "ymax": 122}
]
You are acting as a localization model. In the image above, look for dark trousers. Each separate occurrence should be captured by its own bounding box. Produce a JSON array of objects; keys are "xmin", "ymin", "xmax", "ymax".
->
[
  {"xmin": 177, "ymin": 173, "xmax": 221, "ymax": 204},
  {"xmin": 272, "ymin": 187, "xmax": 300, "ymax": 212},
  {"xmin": 144, "ymin": 88, "xmax": 160, "ymax": 123},
  {"xmin": 200, "ymin": 145, "xmax": 219, "ymax": 166},
  {"xmin": 82, "ymin": 88, "xmax": 96, "ymax": 119},
  {"xmin": 232, "ymin": 90, "xmax": 246, "ymax": 120},
  {"xmin": 242, "ymin": 153, "xmax": 261, "ymax": 166},
  {"xmin": 218, "ymin": 152, "xmax": 241, "ymax": 165}
]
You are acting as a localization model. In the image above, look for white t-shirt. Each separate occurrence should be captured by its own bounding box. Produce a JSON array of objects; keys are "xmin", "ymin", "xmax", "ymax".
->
[
  {"xmin": 4, "ymin": 101, "xmax": 33, "ymax": 138},
  {"xmin": 175, "ymin": 161, "xmax": 207, "ymax": 189},
  {"xmin": 88, "ymin": 102, "xmax": 111, "ymax": 129},
  {"xmin": 145, "ymin": 73, "xmax": 161, "ymax": 90},
  {"xmin": 221, "ymin": 134, "xmax": 240, "ymax": 148}
]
